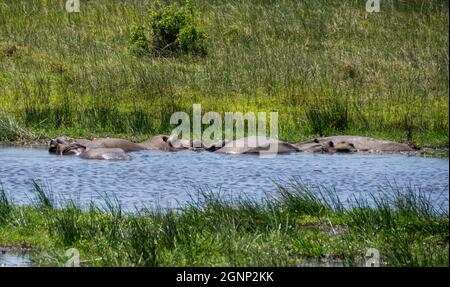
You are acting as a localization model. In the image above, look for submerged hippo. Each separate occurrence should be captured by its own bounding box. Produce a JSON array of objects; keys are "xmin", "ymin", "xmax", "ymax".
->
[
  {"xmin": 48, "ymin": 135, "xmax": 195, "ymax": 160},
  {"xmin": 49, "ymin": 137, "xmax": 134, "ymax": 160},
  {"xmin": 296, "ymin": 136, "xmax": 415, "ymax": 153},
  {"xmin": 215, "ymin": 136, "xmax": 300, "ymax": 155},
  {"xmin": 49, "ymin": 134, "xmax": 416, "ymax": 160},
  {"xmin": 80, "ymin": 148, "xmax": 131, "ymax": 160},
  {"xmin": 49, "ymin": 136, "xmax": 86, "ymax": 156}
]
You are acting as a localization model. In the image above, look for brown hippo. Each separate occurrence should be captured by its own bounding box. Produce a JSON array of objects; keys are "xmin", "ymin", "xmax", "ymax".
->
[
  {"xmin": 296, "ymin": 136, "xmax": 414, "ymax": 153},
  {"xmin": 49, "ymin": 136, "xmax": 86, "ymax": 156},
  {"xmin": 215, "ymin": 136, "xmax": 300, "ymax": 155}
]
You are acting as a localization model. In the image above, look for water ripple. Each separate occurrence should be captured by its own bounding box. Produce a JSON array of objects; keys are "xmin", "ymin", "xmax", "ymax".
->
[{"xmin": 0, "ymin": 147, "xmax": 448, "ymax": 210}]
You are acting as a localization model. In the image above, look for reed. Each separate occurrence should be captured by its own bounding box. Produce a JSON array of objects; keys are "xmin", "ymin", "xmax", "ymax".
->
[{"xmin": 0, "ymin": 180, "xmax": 447, "ymax": 267}]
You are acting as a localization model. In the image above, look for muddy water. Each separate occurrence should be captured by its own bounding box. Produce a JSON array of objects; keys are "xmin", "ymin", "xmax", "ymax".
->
[{"xmin": 0, "ymin": 147, "xmax": 448, "ymax": 210}]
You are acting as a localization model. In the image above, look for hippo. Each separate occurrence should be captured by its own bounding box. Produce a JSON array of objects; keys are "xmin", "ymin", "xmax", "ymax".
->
[
  {"xmin": 49, "ymin": 136, "xmax": 86, "ymax": 156},
  {"xmin": 49, "ymin": 135, "xmax": 194, "ymax": 160},
  {"xmin": 49, "ymin": 134, "xmax": 416, "ymax": 160},
  {"xmin": 140, "ymin": 134, "xmax": 199, "ymax": 151},
  {"xmin": 80, "ymin": 148, "xmax": 131, "ymax": 160},
  {"xmin": 295, "ymin": 136, "xmax": 415, "ymax": 153},
  {"xmin": 80, "ymin": 138, "xmax": 147, "ymax": 152},
  {"xmin": 49, "ymin": 136, "xmax": 142, "ymax": 160},
  {"xmin": 215, "ymin": 136, "xmax": 300, "ymax": 155}
]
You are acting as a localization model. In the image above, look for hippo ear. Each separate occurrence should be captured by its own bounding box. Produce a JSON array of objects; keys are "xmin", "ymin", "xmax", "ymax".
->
[
  {"xmin": 313, "ymin": 138, "xmax": 319, "ymax": 143},
  {"xmin": 349, "ymin": 143, "xmax": 355, "ymax": 148},
  {"xmin": 327, "ymin": 141, "xmax": 334, "ymax": 147},
  {"xmin": 57, "ymin": 137, "xmax": 68, "ymax": 144}
]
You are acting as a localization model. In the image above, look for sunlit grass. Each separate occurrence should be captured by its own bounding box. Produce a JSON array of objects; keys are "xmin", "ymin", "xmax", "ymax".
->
[
  {"xmin": 0, "ymin": 0, "xmax": 448, "ymax": 147},
  {"xmin": 0, "ymin": 180, "xmax": 448, "ymax": 267}
]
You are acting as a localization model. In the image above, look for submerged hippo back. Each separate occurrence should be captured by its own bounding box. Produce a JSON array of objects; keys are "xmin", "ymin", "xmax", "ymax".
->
[
  {"xmin": 139, "ymin": 135, "xmax": 175, "ymax": 151},
  {"xmin": 88, "ymin": 138, "xmax": 145, "ymax": 152},
  {"xmin": 79, "ymin": 148, "xmax": 131, "ymax": 160},
  {"xmin": 296, "ymin": 136, "xmax": 414, "ymax": 153},
  {"xmin": 216, "ymin": 136, "xmax": 300, "ymax": 155}
]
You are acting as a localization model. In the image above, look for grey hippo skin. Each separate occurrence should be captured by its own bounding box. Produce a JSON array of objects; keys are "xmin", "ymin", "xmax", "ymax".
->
[
  {"xmin": 295, "ymin": 136, "xmax": 415, "ymax": 153},
  {"xmin": 215, "ymin": 136, "xmax": 300, "ymax": 155},
  {"xmin": 49, "ymin": 135, "xmax": 191, "ymax": 160},
  {"xmin": 79, "ymin": 148, "xmax": 131, "ymax": 160},
  {"xmin": 49, "ymin": 135, "xmax": 416, "ymax": 160},
  {"xmin": 49, "ymin": 136, "xmax": 86, "ymax": 156},
  {"xmin": 83, "ymin": 138, "xmax": 145, "ymax": 152}
]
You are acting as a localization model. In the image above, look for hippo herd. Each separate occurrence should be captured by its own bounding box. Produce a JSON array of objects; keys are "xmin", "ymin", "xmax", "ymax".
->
[{"xmin": 48, "ymin": 135, "xmax": 415, "ymax": 160}]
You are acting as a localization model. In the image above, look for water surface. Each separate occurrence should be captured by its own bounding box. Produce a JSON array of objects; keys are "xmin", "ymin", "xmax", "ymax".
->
[
  {"xmin": 0, "ymin": 251, "xmax": 31, "ymax": 267},
  {"xmin": 0, "ymin": 147, "xmax": 448, "ymax": 210}
]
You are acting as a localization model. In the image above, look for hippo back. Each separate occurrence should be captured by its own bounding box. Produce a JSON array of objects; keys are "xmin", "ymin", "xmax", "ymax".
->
[
  {"xmin": 216, "ymin": 136, "xmax": 300, "ymax": 155},
  {"xmin": 79, "ymin": 148, "xmax": 131, "ymax": 160}
]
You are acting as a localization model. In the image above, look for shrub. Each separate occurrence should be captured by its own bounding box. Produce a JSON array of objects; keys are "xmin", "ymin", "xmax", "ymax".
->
[
  {"xmin": 178, "ymin": 23, "xmax": 206, "ymax": 54},
  {"xmin": 129, "ymin": 25, "xmax": 150, "ymax": 56},
  {"xmin": 130, "ymin": 1, "xmax": 207, "ymax": 56}
]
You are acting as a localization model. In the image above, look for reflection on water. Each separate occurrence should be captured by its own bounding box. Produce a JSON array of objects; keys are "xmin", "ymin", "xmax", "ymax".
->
[{"xmin": 0, "ymin": 147, "xmax": 448, "ymax": 210}]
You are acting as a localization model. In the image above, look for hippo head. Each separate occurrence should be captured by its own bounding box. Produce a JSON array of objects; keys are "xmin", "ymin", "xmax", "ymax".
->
[
  {"xmin": 49, "ymin": 136, "xmax": 86, "ymax": 156},
  {"xmin": 333, "ymin": 141, "xmax": 357, "ymax": 153}
]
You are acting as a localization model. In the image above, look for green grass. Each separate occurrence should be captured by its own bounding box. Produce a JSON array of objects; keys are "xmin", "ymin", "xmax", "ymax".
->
[
  {"xmin": 0, "ymin": 180, "xmax": 448, "ymax": 267},
  {"xmin": 0, "ymin": 0, "xmax": 448, "ymax": 148},
  {"xmin": 0, "ymin": 113, "xmax": 41, "ymax": 142}
]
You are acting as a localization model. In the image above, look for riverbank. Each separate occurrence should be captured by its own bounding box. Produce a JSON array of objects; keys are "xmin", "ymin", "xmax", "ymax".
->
[
  {"xmin": 1, "ymin": 1, "xmax": 448, "ymax": 153},
  {"xmin": 1, "ymin": 114, "xmax": 448, "ymax": 158},
  {"xmin": 0, "ymin": 181, "xmax": 448, "ymax": 267}
]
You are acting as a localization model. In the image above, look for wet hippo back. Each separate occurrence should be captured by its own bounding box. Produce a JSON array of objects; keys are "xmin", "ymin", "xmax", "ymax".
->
[
  {"xmin": 139, "ymin": 135, "xmax": 174, "ymax": 151},
  {"xmin": 79, "ymin": 148, "xmax": 131, "ymax": 160},
  {"xmin": 216, "ymin": 136, "xmax": 300, "ymax": 155},
  {"xmin": 296, "ymin": 136, "xmax": 414, "ymax": 153},
  {"xmin": 87, "ymin": 138, "xmax": 145, "ymax": 152}
]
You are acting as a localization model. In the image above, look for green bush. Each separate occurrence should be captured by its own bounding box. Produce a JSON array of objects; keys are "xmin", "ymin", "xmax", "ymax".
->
[
  {"xmin": 129, "ymin": 25, "xmax": 150, "ymax": 56},
  {"xmin": 130, "ymin": 1, "xmax": 206, "ymax": 56},
  {"xmin": 178, "ymin": 24, "xmax": 206, "ymax": 54}
]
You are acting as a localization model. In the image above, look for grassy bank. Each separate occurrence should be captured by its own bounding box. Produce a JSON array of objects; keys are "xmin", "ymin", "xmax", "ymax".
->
[
  {"xmin": 0, "ymin": 180, "xmax": 448, "ymax": 267},
  {"xmin": 0, "ymin": 0, "xmax": 448, "ymax": 148}
]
